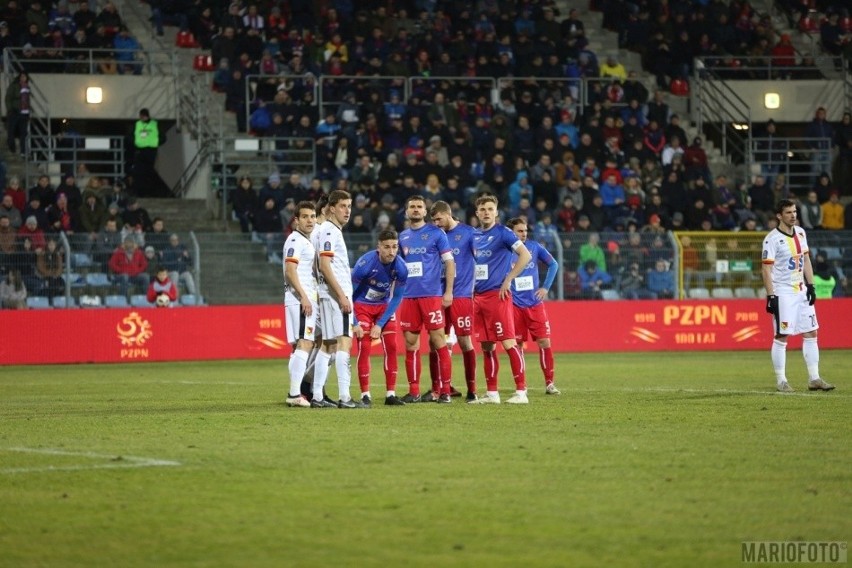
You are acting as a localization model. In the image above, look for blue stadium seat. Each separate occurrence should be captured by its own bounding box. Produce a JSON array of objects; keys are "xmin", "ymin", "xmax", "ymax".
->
[
  {"xmin": 688, "ymin": 287, "xmax": 711, "ymax": 299},
  {"xmin": 72, "ymin": 252, "xmax": 94, "ymax": 269},
  {"xmin": 711, "ymin": 288, "xmax": 734, "ymax": 299},
  {"xmin": 52, "ymin": 296, "xmax": 77, "ymax": 308},
  {"xmin": 86, "ymin": 273, "xmax": 112, "ymax": 287},
  {"xmin": 179, "ymin": 294, "xmax": 197, "ymax": 306},
  {"xmin": 26, "ymin": 296, "xmax": 51, "ymax": 309},
  {"xmin": 68, "ymin": 272, "xmax": 86, "ymax": 288},
  {"xmin": 104, "ymin": 295, "xmax": 130, "ymax": 308},
  {"xmin": 601, "ymin": 290, "xmax": 621, "ymax": 300},
  {"xmin": 130, "ymin": 294, "xmax": 154, "ymax": 308},
  {"xmin": 734, "ymin": 287, "xmax": 757, "ymax": 299}
]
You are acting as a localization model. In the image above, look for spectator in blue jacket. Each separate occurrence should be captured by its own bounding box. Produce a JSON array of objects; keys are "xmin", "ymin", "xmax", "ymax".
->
[
  {"xmin": 646, "ymin": 259, "xmax": 675, "ymax": 299},
  {"xmin": 579, "ymin": 259, "xmax": 613, "ymax": 299}
]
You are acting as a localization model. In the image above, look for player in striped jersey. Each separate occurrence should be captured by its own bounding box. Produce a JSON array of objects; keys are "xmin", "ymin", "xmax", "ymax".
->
[
  {"xmin": 284, "ymin": 201, "xmax": 318, "ymax": 408},
  {"xmin": 761, "ymin": 199, "xmax": 833, "ymax": 393}
]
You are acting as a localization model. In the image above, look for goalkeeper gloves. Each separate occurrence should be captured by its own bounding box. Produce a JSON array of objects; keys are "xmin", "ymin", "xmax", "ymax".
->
[
  {"xmin": 765, "ymin": 294, "xmax": 779, "ymax": 315},
  {"xmin": 806, "ymin": 283, "xmax": 816, "ymax": 306}
]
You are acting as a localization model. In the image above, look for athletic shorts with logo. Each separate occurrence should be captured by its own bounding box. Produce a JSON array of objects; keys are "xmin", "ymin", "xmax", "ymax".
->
[
  {"xmin": 354, "ymin": 302, "xmax": 399, "ymax": 334},
  {"xmin": 444, "ymin": 297, "xmax": 473, "ymax": 336},
  {"xmin": 285, "ymin": 300, "xmax": 318, "ymax": 344},
  {"xmin": 513, "ymin": 303, "xmax": 551, "ymax": 342},
  {"xmin": 398, "ymin": 297, "xmax": 444, "ymax": 332},
  {"xmin": 473, "ymin": 289, "xmax": 515, "ymax": 342},
  {"xmin": 773, "ymin": 293, "xmax": 818, "ymax": 335}
]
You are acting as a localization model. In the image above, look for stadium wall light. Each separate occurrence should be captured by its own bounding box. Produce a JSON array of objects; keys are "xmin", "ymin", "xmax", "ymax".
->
[
  {"xmin": 86, "ymin": 87, "xmax": 103, "ymax": 104},
  {"xmin": 764, "ymin": 92, "xmax": 780, "ymax": 109}
]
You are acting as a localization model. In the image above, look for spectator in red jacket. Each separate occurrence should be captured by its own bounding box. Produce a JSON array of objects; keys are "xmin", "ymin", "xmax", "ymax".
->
[
  {"xmin": 108, "ymin": 236, "xmax": 149, "ymax": 296},
  {"xmin": 17, "ymin": 215, "xmax": 46, "ymax": 250},
  {"xmin": 147, "ymin": 265, "xmax": 178, "ymax": 306}
]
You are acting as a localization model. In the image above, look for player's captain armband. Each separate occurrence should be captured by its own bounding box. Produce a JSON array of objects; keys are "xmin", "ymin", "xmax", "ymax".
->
[
  {"xmin": 510, "ymin": 240, "xmax": 524, "ymax": 251},
  {"xmin": 475, "ymin": 264, "xmax": 488, "ymax": 280},
  {"xmin": 406, "ymin": 261, "xmax": 423, "ymax": 277},
  {"xmin": 514, "ymin": 275, "xmax": 534, "ymax": 291}
]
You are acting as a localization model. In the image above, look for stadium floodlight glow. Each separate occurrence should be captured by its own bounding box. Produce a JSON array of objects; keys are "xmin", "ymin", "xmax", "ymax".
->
[
  {"xmin": 86, "ymin": 87, "xmax": 103, "ymax": 104},
  {"xmin": 732, "ymin": 123, "xmax": 749, "ymax": 131},
  {"xmin": 764, "ymin": 92, "xmax": 780, "ymax": 109}
]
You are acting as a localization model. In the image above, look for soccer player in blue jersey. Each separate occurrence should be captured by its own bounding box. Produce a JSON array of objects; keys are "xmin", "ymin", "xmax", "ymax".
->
[
  {"xmin": 469, "ymin": 194, "xmax": 533, "ymax": 404},
  {"xmin": 430, "ymin": 200, "xmax": 478, "ymax": 401},
  {"xmin": 398, "ymin": 195, "xmax": 456, "ymax": 403},
  {"xmin": 351, "ymin": 229, "xmax": 409, "ymax": 406},
  {"xmin": 507, "ymin": 217, "xmax": 562, "ymax": 395}
]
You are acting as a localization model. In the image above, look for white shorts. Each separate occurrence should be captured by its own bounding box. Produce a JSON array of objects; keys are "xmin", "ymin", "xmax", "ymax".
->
[
  {"xmin": 773, "ymin": 293, "xmax": 818, "ymax": 336},
  {"xmin": 285, "ymin": 301, "xmax": 317, "ymax": 345},
  {"xmin": 318, "ymin": 296, "xmax": 353, "ymax": 340}
]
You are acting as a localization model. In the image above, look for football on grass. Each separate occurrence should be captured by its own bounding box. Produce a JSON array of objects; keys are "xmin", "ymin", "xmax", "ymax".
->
[{"xmin": 156, "ymin": 294, "xmax": 171, "ymax": 307}]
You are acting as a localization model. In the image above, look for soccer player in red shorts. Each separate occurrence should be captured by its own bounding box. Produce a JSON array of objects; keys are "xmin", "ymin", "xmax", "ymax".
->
[
  {"xmin": 506, "ymin": 217, "xmax": 561, "ymax": 395},
  {"xmin": 351, "ymin": 229, "xmax": 409, "ymax": 406},
  {"xmin": 469, "ymin": 194, "xmax": 533, "ymax": 404},
  {"xmin": 398, "ymin": 195, "xmax": 456, "ymax": 403},
  {"xmin": 430, "ymin": 200, "xmax": 478, "ymax": 400}
]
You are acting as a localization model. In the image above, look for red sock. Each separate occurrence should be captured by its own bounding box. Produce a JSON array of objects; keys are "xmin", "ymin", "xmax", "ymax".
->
[
  {"xmin": 484, "ymin": 350, "xmax": 499, "ymax": 392},
  {"xmin": 462, "ymin": 348, "xmax": 477, "ymax": 394},
  {"xmin": 428, "ymin": 350, "xmax": 440, "ymax": 394},
  {"xmin": 506, "ymin": 345, "xmax": 526, "ymax": 391},
  {"xmin": 540, "ymin": 346, "xmax": 554, "ymax": 384},
  {"xmin": 436, "ymin": 345, "xmax": 452, "ymax": 395},
  {"xmin": 405, "ymin": 349, "xmax": 420, "ymax": 395},
  {"xmin": 381, "ymin": 333, "xmax": 398, "ymax": 392},
  {"xmin": 357, "ymin": 336, "xmax": 372, "ymax": 393}
]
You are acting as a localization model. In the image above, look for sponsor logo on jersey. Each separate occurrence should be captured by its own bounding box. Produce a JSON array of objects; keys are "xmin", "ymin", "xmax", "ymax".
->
[
  {"xmin": 476, "ymin": 249, "xmax": 493, "ymax": 258},
  {"xmin": 407, "ymin": 246, "xmax": 427, "ymax": 254}
]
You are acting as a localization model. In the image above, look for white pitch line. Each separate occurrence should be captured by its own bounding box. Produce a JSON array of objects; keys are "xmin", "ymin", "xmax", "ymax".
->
[
  {"xmin": 0, "ymin": 447, "xmax": 181, "ymax": 475},
  {"xmin": 602, "ymin": 387, "xmax": 850, "ymax": 398}
]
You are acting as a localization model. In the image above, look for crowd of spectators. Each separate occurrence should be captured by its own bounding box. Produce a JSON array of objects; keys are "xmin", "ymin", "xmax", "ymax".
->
[
  {"xmin": 0, "ymin": 0, "xmax": 144, "ymax": 75},
  {"xmin": 0, "ymin": 171, "xmax": 196, "ymax": 308}
]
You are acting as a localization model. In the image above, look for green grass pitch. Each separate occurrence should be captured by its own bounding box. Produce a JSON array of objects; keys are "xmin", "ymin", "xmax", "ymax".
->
[{"xmin": 1, "ymin": 351, "xmax": 849, "ymax": 567}]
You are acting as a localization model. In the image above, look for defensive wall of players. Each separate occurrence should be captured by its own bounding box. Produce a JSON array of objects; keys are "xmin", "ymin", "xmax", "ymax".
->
[{"xmin": 3, "ymin": 299, "xmax": 852, "ymax": 365}]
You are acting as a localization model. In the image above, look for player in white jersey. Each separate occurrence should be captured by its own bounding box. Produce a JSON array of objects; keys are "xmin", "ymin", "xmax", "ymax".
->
[
  {"xmin": 311, "ymin": 189, "xmax": 365, "ymax": 408},
  {"xmin": 761, "ymin": 199, "xmax": 834, "ymax": 393},
  {"xmin": 300, "ymin": 194, "xmax": 336, "ymax": 405},
  {"xmin": 284, "ymin": 201, "xmax": 318, "ymax": 408}
]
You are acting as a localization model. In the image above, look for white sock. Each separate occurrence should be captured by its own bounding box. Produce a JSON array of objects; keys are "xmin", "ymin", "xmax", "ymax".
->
[
  {"xmin": 336, "ymin": 351, "xmax": 351, "ymax": 402},
  {"xmin": 802, "ymin": 337, "xmax": 820, "ymax": 381},
  {"xmin": 312, "ymin": 351, "xmax": 331, "ymax": 401},
  {"xmin": 386, "ymin": 390, "xmax": 395, "ymax": 397},
  {"xmin": 360, "ymin": 391, "xmax": 370, "ymax": 399},
  {"xmin": 486, "ymin": 390, "xmax": 500, "ymax": 398},
  {"xmin": 516, "ymin": 389, "xmax": 526, "ymax": 396},
  {"xmin": 288, "ymin": 349, "xmax": 308, "ymax": 397},
  {"xmin": 771, "ymin": 339, "xmax": 787, "ymax": 384}
]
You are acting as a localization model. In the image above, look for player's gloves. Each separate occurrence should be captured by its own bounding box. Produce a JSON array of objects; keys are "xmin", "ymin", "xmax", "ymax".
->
[
  {"xmin": 765, "ymin": 294, "xmax": 779, "ymax": 315},
  {"xmin": 805, "ymin": 283, "xmax": 816, "ymax": 306}
]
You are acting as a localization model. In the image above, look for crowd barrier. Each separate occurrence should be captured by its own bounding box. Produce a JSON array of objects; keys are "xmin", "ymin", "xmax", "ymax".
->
[{"xmin": 2, "ymin": 299, "xmax": 851, "ymax": 365}]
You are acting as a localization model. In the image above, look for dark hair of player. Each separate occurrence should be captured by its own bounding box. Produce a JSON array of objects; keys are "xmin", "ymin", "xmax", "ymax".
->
[
  {"xmin": 775, "ymin": 199, "xmax": 796, "ymax": 215},
  {"xmin": 429, "ymin": 200, "xmax": 452, "ymax": 216},
  {"xmin": 405, "ymin": 194, "xmax": 426, "ymax": 207},
  {"xmin": 377, "ymin": 229, "xmax": 398, "ymax": 242},
  {"xmin": 475, "ymin": 194, "xmax": 499, "ymax": 208},
  {"xmin": 296, "ymin": 201, "xmax": 316, "ymax": 215},
  {"xmin": 328, "ymin": 189, "xmax": 351, "ymax": 206},
  {"xmin": 315, "ymin": 193, "xmax": 329, "ymax": 212},
  {"xmin": 506, "ymin": 217, "xmax": 527, "ymax": 229}
]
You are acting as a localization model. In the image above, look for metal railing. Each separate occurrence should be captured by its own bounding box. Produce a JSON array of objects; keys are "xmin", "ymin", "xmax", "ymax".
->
[
  {"xmin": 173, "ymin": 73, "xmax": 221, "ymax": 197},
  {"xmin": 750, "ymin": 136, "xmax": 832, "ymax": 193},
  {"xmin": 2, "ymin": 46, "xmax": 180, "ymax": 76},
  {"xmin": 244, "ymin": 72, "xmax": 320, "ymax": 131},
  {"xmin": 697, "ymin": 55, "xmax": 843, "ymax": 80},
  {"xmin": 693, "ymin": 62, "xmax": 753, "ymax": 173},
  {"xmin": 26, "ymin": 134, "xmax": 126, "ymax": 187}
]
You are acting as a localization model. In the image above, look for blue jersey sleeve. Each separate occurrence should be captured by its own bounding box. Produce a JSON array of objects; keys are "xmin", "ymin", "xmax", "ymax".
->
[
  {"xmin": 537, "ymin": 245, "xmax": 558, "ymax": 291},
  {"xmin": 436, "ymin": 230, "xmax": 451, "ymax": 254},
  {"xmin": 377, "ymin": 284, "xmax": 405, "ymax": 328}
]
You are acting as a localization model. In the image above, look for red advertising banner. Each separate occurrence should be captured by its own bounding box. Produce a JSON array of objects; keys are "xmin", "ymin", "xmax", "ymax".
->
[{"xmin": 2, "ymin": 299, "xmax": 850, "ymax": 365}]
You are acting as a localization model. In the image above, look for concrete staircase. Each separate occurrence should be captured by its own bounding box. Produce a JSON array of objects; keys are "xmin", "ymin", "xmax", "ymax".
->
[{"xmin": 194, "ymin": 232, "xmax": 283, "ymax": 305}]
